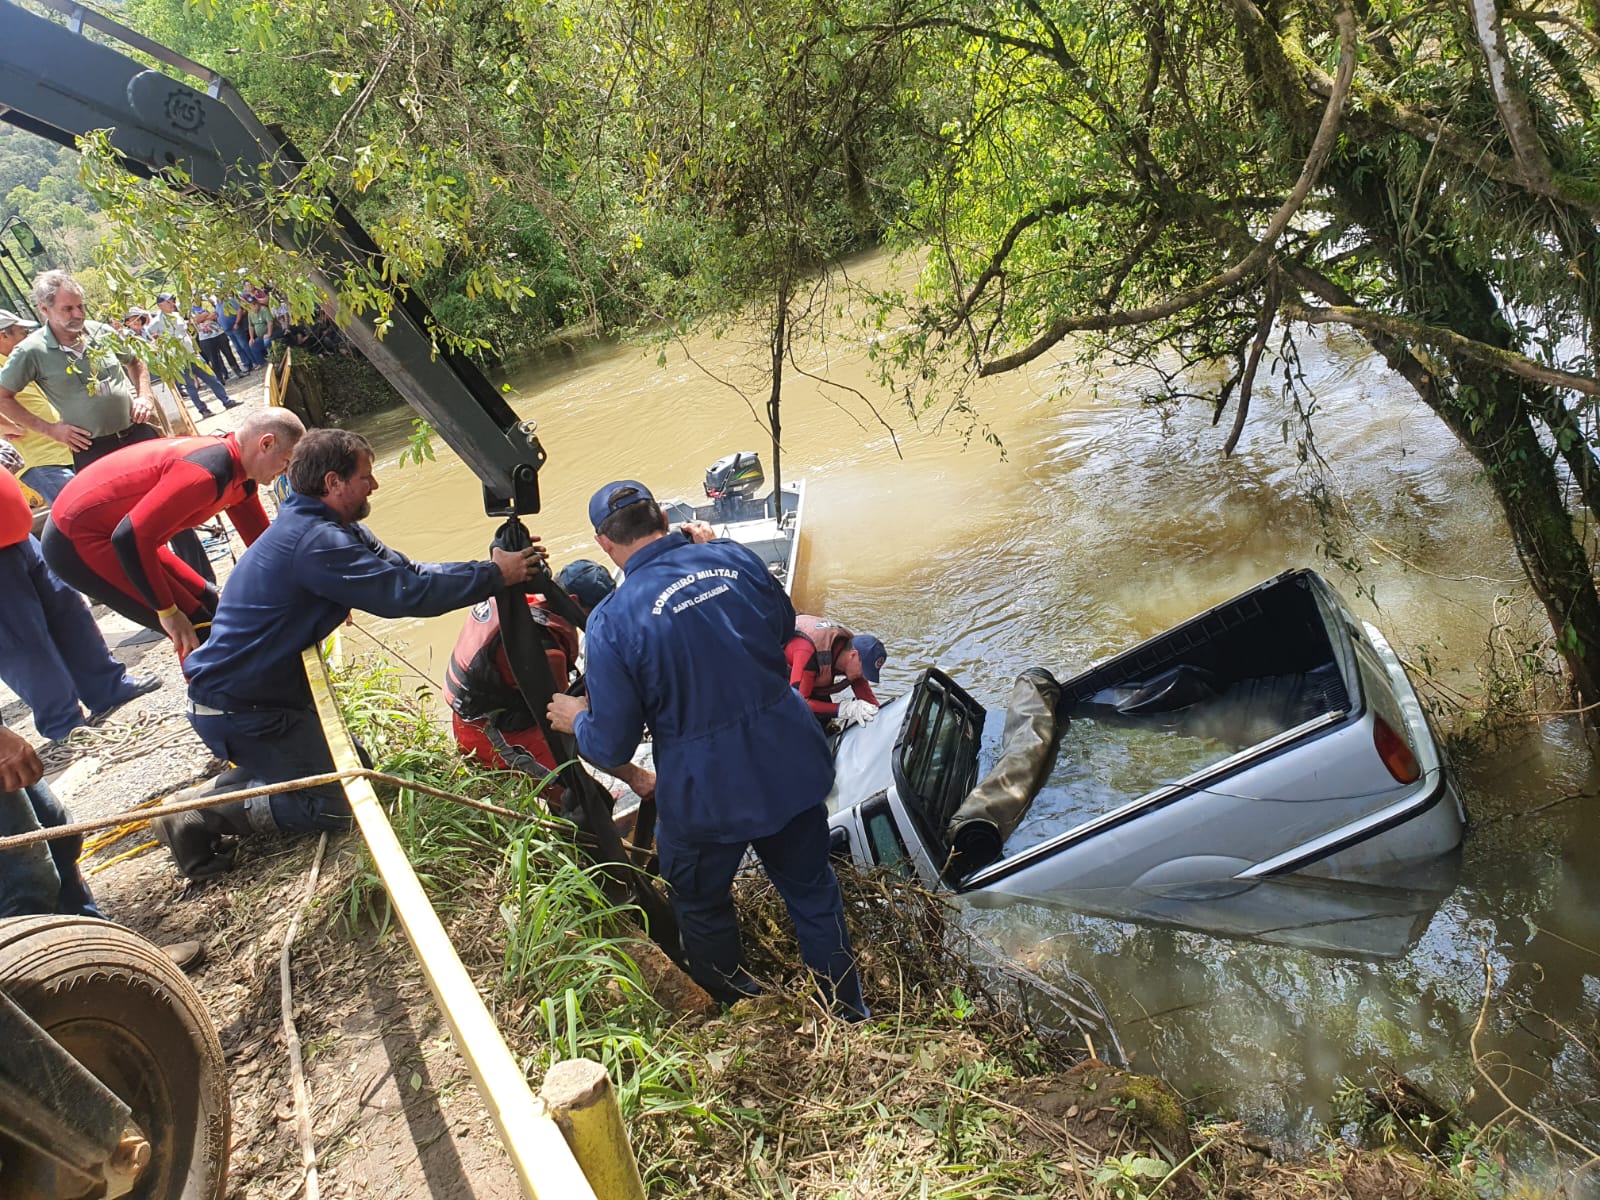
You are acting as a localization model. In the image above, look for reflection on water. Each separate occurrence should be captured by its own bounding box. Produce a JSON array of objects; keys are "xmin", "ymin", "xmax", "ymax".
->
[
  {"xmin": 353, "ymin": 254, "xmax": 1599, "ymax": 1172},
  {"xmin": 1006, "ymin": 720, "xmax": 1234, "ymax": 851}
]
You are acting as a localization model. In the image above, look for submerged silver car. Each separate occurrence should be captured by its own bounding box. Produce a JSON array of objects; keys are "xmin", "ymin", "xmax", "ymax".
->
[{"xmin": 824, "ymin": 569, "xmax": 1466, "ymax": 955}]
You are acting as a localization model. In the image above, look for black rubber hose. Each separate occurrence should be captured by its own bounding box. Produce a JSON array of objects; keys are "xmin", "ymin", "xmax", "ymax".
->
[{"xmin": 491, "ymin": 516, "xmax": 684, "ymax": 964}]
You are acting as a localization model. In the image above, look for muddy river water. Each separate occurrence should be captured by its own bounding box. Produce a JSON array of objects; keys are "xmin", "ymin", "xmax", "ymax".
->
[{"xmin": 354, "ymin": 257, "xmax": 1600, "ymax": 1175}]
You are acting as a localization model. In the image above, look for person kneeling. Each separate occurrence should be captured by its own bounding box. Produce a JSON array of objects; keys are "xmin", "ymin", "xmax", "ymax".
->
[
  {"xmin": 153, "ymin": 429, "xmax": 544, "ymax": 881},
  {"xmin": 784, "ymin": 614, "xmax": 887, "ymax": 728}
]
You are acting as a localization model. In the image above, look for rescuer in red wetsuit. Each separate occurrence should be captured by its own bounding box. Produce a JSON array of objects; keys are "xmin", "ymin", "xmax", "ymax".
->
[
  {"xmin": 446, "ymin": 558, "xmax": 656, "ymax": 800},
  {"xmin": 784, "ymin": 614, "xmax": 888, "ymax": 726},
  {"xmin": 40, "ymin": 408, "xmax": 304, "ymax": 660}
]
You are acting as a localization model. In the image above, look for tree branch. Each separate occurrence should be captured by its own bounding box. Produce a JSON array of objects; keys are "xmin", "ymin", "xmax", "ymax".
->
[
  {"xmin": 976, "ymin": 0, "xmax": 1357, "ymax": 376},
  {"xmin": 1224, "ymin": 270, "xmax": 1279, "ymax": 456},
  {"xmin": 1282, "ymin": 300, "xmax": 1600, "ymax": 397},
  {"xmin": 1508, "ymin": 5, "xmax": 1600, "ymax": 54},
  {"xmin": 318, "ymin": 30, "xmax": 405, "ymax": 158},
  {"xmin": 1470, "ymin": 0, "xmax": 1558, "ymax": 186},
  {"xmin": 1510, "ymin": 11, "xmax": 1598, "ymax": 117},
  {"xmin": 1307, "ymin": 62, "xmax": 1600, "ymax": 216},
  {"xmin": 941, "ymin": 190, "xmax": 1138, "ymax": 331},
  {"xmin": 1275, "ymin": 261, "xmax": 1441, "ymax": 406},
  {"xmin": 1527, "ymin": 382, "xmax": 1600, "ymax": 523}
]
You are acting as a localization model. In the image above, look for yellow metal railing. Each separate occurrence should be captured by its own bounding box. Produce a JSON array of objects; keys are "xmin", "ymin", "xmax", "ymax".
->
[{"xmin": 302, "ymin": 648, "xmax": 604, "ymax": 1200}]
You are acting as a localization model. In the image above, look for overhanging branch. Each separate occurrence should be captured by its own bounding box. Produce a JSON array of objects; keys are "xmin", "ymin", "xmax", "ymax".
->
[
  {"xmin": 1471, "ymin": 0, "xmax": 1558, "ymax": 186},
  {"xmin": 941, "ymin": 189, "xmax": 1139, "ymax": 332},
  {"xmin": 1282, "ymin": 300, "xmax": 1600, "ymax": 397},
  {"xmin": 976, "ymin": 0, "xmax": 1357, "ymax": 376}
]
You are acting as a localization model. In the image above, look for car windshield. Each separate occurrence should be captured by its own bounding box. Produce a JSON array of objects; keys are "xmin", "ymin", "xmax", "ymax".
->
[{"xmin": 827, "ymin": 671, "xmax": 985, "ymax": 833}]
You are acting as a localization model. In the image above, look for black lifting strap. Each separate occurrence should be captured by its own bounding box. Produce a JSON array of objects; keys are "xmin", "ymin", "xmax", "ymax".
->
[{"xmin": 490, "ymin": 516, "xmax": 683, "ymax": 963}]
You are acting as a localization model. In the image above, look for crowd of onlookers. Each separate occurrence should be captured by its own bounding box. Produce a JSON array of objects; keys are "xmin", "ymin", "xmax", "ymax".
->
[{"xmin": 103, "ymin": 285, "xmax": 343, "ymax": 420}]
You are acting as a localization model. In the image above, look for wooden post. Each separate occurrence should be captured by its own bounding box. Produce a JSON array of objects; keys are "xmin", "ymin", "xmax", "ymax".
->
[{"xmin": 541, "ymin": 1059, "xmax": 647, "ymax": 1200}]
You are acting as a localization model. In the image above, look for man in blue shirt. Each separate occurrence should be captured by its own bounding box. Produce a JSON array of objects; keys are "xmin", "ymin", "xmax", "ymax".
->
[
  {"xmin": 154, "ymin": 428, "xmax": 543, "ymax": 880},
  {"xmin": 548, "ymin": 480, "xmax": 866, "ymax": 1019}
]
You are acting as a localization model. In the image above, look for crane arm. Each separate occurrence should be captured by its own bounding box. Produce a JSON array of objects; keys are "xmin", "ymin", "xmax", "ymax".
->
[{"xmin": 0, "ymin": 0, "xmax": 544, "ymax": 513}]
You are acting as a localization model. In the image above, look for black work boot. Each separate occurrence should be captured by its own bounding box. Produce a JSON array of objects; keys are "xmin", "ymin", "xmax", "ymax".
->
[
  {"xmin": 152, "ymin": 809, "xmax": 238, "ymax": 881},
  {"xmin": 193, "ymin": 767, "xmax": 280, "ymax": 837},
  {"xmin": 201, "ymin": 799, "xmax": 258, "ymax": 837},
  {"xmin": 152, "ymin": 778, "xmax": 266, "ymax": 881}
]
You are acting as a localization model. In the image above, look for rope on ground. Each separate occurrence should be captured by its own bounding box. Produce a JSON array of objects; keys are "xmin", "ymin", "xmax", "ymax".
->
[
  {"xmin": 0, "ymin": 768, "xmax": 563, "ymax": 853},
  {"xmin": 87, "ymin": 839, "xmax": 160, "ymax": 874},
  {"xmin": 83, "ymin": 793, "xmax": 173, "ymax": 857},
  {"xmin": 283, "ymin": 831, "xmax": 328, "ymax": 1200},
  {"xmin": 39, "ymin": 709, "xmax": 198, "ymax": 771}
]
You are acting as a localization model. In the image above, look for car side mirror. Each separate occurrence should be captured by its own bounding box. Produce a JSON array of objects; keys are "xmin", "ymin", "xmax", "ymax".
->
[{"xmin": 827, "ymin": 824, "xmax": 851, "ymax": 861}]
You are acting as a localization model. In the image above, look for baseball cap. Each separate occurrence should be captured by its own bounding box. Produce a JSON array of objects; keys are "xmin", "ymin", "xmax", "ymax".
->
[
  {"xmin": 556, "ymin": 558, "xmax": 616, "ymax": 612},
  {"xmin": 850, "ymin": 634, "xmax": 887, "ymax": 684},
  {"xmin": 156, "ymin": 292, "xmax": 177, "ymax": 303},
  {"xmin": 588, "ymin": 479, "xmax": 654, "ymax": 530},
  {"xmin": 0, "ymin": 308, "xmax": 39, "ymax": 331},
  {"xmin": 124, "ymin": 306, "xmax": 150, "ymax": 321}
]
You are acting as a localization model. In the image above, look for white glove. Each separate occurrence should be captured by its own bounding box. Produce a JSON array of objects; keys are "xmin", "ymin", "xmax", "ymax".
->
[{"xmin": 836, "ymin": 698, "xmax": 880, "ymax": 728}]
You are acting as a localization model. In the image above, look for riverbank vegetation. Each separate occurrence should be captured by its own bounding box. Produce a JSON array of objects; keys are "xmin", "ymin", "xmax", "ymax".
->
[
  {"xmin": 25, "ymin": 0, "xmax": 1596, "ymax": 718},
  {"xmin": 323, "ymin": 656, "xmax": 1519, "ymax": 1197}
]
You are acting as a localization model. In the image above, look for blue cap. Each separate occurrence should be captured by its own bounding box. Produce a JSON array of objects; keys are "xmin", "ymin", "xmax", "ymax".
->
[
  {"xmin": 589, "ymin": 479, "xmax": 654, "ymax": 530},
  {"xmin": 850, "ymin": 634, "xmax": 887, "ymax": 684},
  {"xmin": 556, "ymin": 558, "xmax": 616, "ymax": 612}
]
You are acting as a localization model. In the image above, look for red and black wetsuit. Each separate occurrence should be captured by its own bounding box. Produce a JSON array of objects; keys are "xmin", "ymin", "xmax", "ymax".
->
[
  {"xmin": 783, "ymin": 633, "xmax": 879, "ymax": 718},
  {"xmin": 40, "ymin": 433, "xmax": 269, "ymax": 635},
  {"xmin": 445, "ymin": 594, "xmax": 580, "ymax": 772}
]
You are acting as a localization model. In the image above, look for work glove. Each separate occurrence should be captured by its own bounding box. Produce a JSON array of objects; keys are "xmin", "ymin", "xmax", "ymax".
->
[{"xmin": 836, "ymin": 698, "xmax": 880, "ymax": 728}]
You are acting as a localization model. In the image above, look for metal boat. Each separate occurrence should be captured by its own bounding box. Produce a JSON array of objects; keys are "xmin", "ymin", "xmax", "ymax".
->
[{"xmin": 658, "ymin": 451, "xmax": 804, "ymax": 594}]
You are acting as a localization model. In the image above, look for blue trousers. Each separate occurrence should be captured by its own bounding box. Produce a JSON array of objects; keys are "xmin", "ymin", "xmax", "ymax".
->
[
  {"xmin": 20, "ymin": 464, "xmax": 74, "ymax": 504},
  {"xmin": 180, "ymin": 366, "xmax": 231, "ymax": 414},
  {"xmin": 226, "ymin": 327, "xmax": 253, "ymax": 366},
  {"xmin": 0, "ymin": 537, "xmax": 140, "ymax": 740},
  {"xmin": 0, "ymin": 780, "xmax": 101, "ymax": 918},
  {"xmin": 189, "ymin": 705, "xmax": 353, "ymax": 832},
  {"xmin": 658, "ymin": 804, "xmax": 867, "ymax": 1019}
]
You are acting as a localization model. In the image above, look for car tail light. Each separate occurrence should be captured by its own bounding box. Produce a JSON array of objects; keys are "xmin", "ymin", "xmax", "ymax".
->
[{"xmin": 1374, "ymin": 716, "xmax": 1421, "ymax": 784}]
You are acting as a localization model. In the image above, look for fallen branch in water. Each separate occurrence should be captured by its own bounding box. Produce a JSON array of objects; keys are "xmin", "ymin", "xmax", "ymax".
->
[{"xmin": 1468, "ymin": 948, "xmax": 1600, "ymax": 1171}]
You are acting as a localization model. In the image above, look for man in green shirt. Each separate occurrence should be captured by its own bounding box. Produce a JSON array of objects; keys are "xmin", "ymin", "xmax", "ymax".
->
[
  {"xmin": 0, "ymin": 308, "xmax": 74, "ymax": 503},
  {"xmin": 245, "ymin": 291, "xmax": 276, "ymax": 364},
  {"xmin": 0, "ymin": 270, "xmax": 160, "ymax": 471}
]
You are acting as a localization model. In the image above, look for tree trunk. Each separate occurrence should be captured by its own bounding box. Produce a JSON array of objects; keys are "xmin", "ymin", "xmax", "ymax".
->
[
  {"xmin": 1429, "ymin": 365, "xmax": 1600, "ymax": 708},
  {"xmin": 1317, "ymin": 160, "xmax": 1600, "ymax": 711},
  {"xmin": 767, "ymin": 278, "xmax": 788, "ymax": 512}
]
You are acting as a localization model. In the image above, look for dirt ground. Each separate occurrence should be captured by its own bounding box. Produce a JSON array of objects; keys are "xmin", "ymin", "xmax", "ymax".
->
[
  {"xmin": 94, "ymin": 833, "xmax": 525, "ymax": 1198},
  {"xmin": 4, "ymin": 374, "xmax": 525, "ymax": 1198}
]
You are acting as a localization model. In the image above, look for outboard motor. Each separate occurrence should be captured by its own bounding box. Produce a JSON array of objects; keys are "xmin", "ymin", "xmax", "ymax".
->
[{"xmin": 705, "ymin": 451, "xmax": 765, "ymax": 519}]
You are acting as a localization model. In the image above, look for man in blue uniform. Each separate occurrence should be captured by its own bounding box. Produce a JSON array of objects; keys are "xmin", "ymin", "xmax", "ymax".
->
[
  {"xmin": 153, "ymin": 428, "xmax": 544, "ymax": 880},
  {"xmin": 547, "ymin": 479, "xmax": 866, "ymax": 1018}
]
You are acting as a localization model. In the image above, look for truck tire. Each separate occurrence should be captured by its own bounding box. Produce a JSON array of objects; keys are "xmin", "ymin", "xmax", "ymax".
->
[{"xmin": 0, "ymin": 915, "xmax": 230, "ymax": 1199}]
